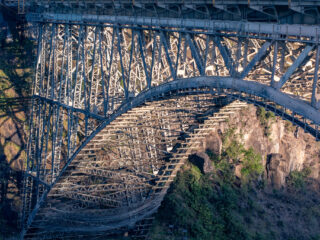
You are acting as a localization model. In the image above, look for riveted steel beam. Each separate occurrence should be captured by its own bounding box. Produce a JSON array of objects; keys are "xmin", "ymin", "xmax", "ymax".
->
[
  {"xmin": 28, "ymin": 13, "xmax": 320, "ymax": 41},
  {"xmin": 240, "ymin": 41, "xmax": 272, "ymax": 79},
  {"xmin": 275, "ymin": 45, "xmax": 314, "ymax": 89}
]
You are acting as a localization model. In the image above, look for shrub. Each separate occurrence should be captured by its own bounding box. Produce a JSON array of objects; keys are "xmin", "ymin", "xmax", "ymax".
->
[
  {"xmin": 286, "ymin": 168, "xmax": 311, "ymax": 191},
  {"xmin": 216, "ymin": 159, "xmax": 235, "ymax": 183},
  {"xmin": 222, "ymin": 127, "xmax": 236, "ymax": 147},
  {"xmin": 284, "ymin": 121, "xmax": 296, "ymax": 133},
  {"xmin": 257, "ymin": 107, "xmax": 275, "ymax": 125},
  {"xmin": 154, "ymin": 166, "xmax": 251, "ymax": 240},
  {"xmin": 256, "ymin": 107, "xmax": 275, "ymax": 136},
  {"xmin": 190, "ymin": 164, "xmax": 202, "ymax": 182},
  {"xmin": 206, "ymin": 149, "xmax": 220, "ymax": 163},
  {"xmin": 224, "ymin": 140, "xmax": 244, "ymax": 161},
  {"xmin": 241, "ymin": 148, "xmax": 264, "ymax": 182}
]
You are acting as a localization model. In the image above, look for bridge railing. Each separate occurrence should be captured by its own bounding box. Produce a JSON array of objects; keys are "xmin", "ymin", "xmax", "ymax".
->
[{"xmin": 6, "ymin": 0, "xmax": 320, "ymax": 24}]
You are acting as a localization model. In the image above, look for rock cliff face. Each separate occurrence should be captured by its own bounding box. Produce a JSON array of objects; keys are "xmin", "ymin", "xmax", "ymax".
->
[
  {"xmin": 196, "ymin": 104, "xmax": 320, "ymax": 188},
  {"xmin": 151, "ymin": 103, "xmax": 320, "ymax": 240}
]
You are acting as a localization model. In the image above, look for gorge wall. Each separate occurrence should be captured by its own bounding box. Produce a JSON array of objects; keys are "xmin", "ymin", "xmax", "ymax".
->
[
  {"xmin": 194, "ymin": 104, "xmax": 320, "ymax": 189},
  {"xmin": 150, "ymin": 103, "xmax": 320, "ymax": 240}
]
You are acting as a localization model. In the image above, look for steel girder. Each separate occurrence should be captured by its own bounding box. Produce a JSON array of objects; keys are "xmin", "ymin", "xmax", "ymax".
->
[
  {"xmin": 21, "ymin": 17, "xmax": 320, "ymax": 238},
  {"xmin": 29, "ymin": 13, "xmax": 320, "ymax": 41},
  {"xmin": 9, "ymin": 1, "xmax": 320, "ymax": 24}
]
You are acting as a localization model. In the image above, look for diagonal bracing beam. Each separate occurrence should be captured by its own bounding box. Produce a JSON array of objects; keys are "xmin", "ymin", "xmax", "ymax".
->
[
  {"xmin": 116, "ymin": 27, "xmax": 129, "ymax": 99},
  {"xmin": 274, "ymin": 45, "xmax": 315, "ymax": 89},
  {"xmin": 34, "ymin": 96, "xmax": 105, "ymax": 121},
  {"xmin": 213, "ymin": 36, "xmax": 234, "ymax": 76},
  {"xmin": 240, "ymin": 41, "xmax": 273, "ymax": 79},
  {"xmin": 159, "ymin": 31, "xmax": 176, "ymax": 80},
  {"xmin": 185, "ymin": 33, "xmax": 205, "ymax": 75},
  {"xmin": 137, "ymin": 30, "xmax": 152, "ymax": 88}
]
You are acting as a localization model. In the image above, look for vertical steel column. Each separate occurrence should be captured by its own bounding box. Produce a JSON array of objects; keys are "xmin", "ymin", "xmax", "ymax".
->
[
  {"xmin": 271, "ymin": 40, "xmax": 278, "ymax": 87},
  {"xmin": 312, "ymin": 45, "xmax": 320, "ymax": 108}
]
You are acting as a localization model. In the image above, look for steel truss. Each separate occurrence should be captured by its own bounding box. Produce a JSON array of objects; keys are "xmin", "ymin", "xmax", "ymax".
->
[{"xmin": 21, "ymin": 16, "xmax": 320, "ymax": 238}]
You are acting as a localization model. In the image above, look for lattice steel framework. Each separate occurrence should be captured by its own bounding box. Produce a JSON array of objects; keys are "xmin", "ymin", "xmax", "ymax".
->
[{"xmin": 21, "ymin": 13, "xmax": 320, "ymax": 238}]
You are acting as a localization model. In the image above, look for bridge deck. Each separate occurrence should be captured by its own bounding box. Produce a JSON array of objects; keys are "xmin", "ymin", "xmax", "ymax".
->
[{"xmin": 4, "ymin": 0, "xmax": 320, "ymax": 24}]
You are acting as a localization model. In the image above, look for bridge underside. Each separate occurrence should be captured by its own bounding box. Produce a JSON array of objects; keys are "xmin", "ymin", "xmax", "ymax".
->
[
  {"xmin": 24, "ymin": 94, "xmax": 232, "ymax": 238},
  {"xmin": 20, "ymin": 8, "xmax": 320, "ymax": 238},
  {"xmin": 24, "ymin": 84, "xmax": 320, "ymax": 239},
  {"xmin": 23, "ymin": 93, "xmax": 268, "ymax": 239}
]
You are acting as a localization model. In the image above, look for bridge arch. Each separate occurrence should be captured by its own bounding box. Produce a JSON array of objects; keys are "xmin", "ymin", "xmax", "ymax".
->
[
  {"xmin": 82, "ymin": 76, "xmax": 320, "ymax": 152},
  {"xmin": 19, "ymin": 2, "xmax": 320, "ymax": 238},
  {"xmin": 24, "ymin": 76, "xmax": 320, "ymax": 238}
]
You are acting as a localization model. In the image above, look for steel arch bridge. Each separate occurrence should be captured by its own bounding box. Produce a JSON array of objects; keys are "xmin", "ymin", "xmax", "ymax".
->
[{"xmin": 20, "ymin": 2, "xmax": 320, "ymax": 238}]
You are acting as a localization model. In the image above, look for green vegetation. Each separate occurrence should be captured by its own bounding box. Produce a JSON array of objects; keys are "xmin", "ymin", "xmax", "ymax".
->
[
  {"xmin": 284, "ymin": 121, "xmax": 296, "ymax": 133},
  {"xmin": 286, "ymin": 168, "xmax": 311, "ymax": 191},
  {"xmin": 256, "ymin": 107, "xmax": 275, "ymax": 137},
  {"xmin": 257, "ymin": 107, "xmax": 276, "ymax": 126},
  {"xmin": 150, "ymin": 133, "xmax": 267, "ymax": 240},
  {"xmin": 151, "ymin": 168, "xmax": 249, "ymax": 240},
  {"xmin": 221, "ymin": 127, "xmax": 264, "ymax": 183},
  {"xmin": 241, "ymin": 148, "xmax": 264, "ymax": 182},
  {"xmin": 149, "ymin": 128, "xmax": 320, "ymax": 240}
]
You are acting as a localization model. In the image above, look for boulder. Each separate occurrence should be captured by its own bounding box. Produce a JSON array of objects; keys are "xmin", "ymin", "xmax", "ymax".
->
[
  {"xmin": 266, "ymin": 153, "xmax": 286, "ymax": 188},
  {"xmin": 189, "ymin": 152, "xmax": 214, "ymax": 174},
  {"xmin": 205, "ymin": 132, "xmax": 222, "ymax": 156}
]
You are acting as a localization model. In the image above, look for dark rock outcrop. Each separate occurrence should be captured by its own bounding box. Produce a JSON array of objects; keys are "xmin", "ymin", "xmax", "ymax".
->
[
  {"xmin": 266, "ymin": 153, "xmax": 286, "ymax": 188},
  {"xmin": 189, "ymin": 152, "xmax": 213, "ymax": 174},
  {"xmin": 204, "ymin": 132, "xmax": 222, "ymax": 156},
  {"xmin": 193, "ymin": 105, "xmax": 320, "ymax": 187}
]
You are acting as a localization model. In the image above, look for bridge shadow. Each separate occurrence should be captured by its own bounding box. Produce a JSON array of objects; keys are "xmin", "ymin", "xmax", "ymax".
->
[{"xmin": 0, "ymin": 9, "xmax": 34, "ymax": 238}]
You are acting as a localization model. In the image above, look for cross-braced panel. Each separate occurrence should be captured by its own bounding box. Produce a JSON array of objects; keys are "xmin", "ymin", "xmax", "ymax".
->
[{"xmin": 30, "ymin": 22, "xmax": 320, "ymax": 111}]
